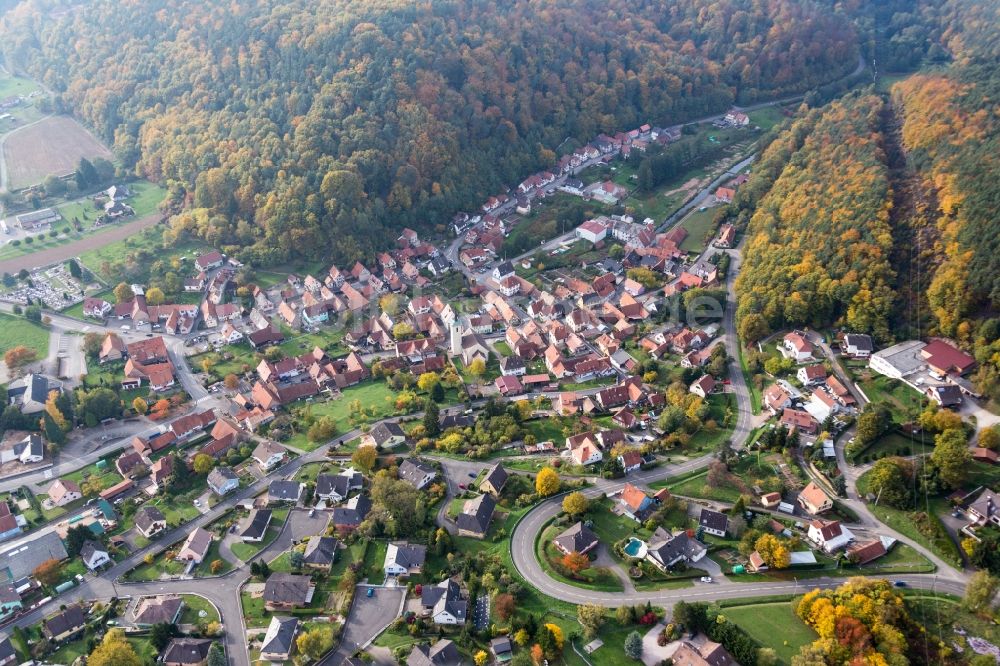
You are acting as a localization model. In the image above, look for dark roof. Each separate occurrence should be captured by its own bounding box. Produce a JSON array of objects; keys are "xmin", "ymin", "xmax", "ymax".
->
[
  {"xmin": 261, "ymin": 616, "xmax": 298, "ymax": 657},
  {"xmin": 135, "ymin": 505, "xmax": 166, "ymax": 532},
  {"xmin": 44, "ymin": 605, "xmax": 85, "ymax": 637},
  {"xmin": 421, "ymin": 579, "xmax": 467, "ymax": 622},
  {"xmin": 440, "ymin": 414, "xmax": 474, "ymax": 429},
  {"xmin": 553, "ymin": 522, "xmax": 599, "ymax": 554},
  {"xmin": 0, "ymin": 637, "xmax": 15, "ymax": 664},
  {"xmin": 302, "ymin": 536, "xmax": 338, "ymax": 566},
  {"xmin": 332, "ymin": 495, "xmax": 372, "ymax": 526},
  {"xmin": 240, "ymin": 509, "xmax": 273, "ymax": 540},
  {"xmin": 844, "ymin": 333, "xmax": 873, "ymax": 352},
  {"xmin": 135, "ymin": 596, "xmax": 183, "ymax": 625},
  {"xmin": 491, "ymin": 637, "xmax": 512, "ymax": 654},
  {"xmin": 398, "ymin": 459, "xmax": 436, "ymax": 488},
  {"xmin": 80, "ymin": 540, "xmax": 108, "ymax": 562},
  {"xmin": 494, "ymin": 260, "xmax": 514, "ymax": 276},
  {"xmin": 163, "ymin": 638, "xmax": 214, "ymax": 665},
  {"xmin": 699, "ymin": 508, "xmax": 729, "ymax": 533},
  {"xmin": 0, "ymin": 530, "xmax": 68, "ymax": 583},
  {"xmin": 647, "ymin": 528, "xmax": 706, "ymax": 568},
  {"xmin": 388, "ymin": 542, "xmax": 427, "ymax": 570},
  {"xmin": 316, "ymin": 471, "xmax": 361, "ymax": 498},
  {"xmin": 407, "ymin": 639, "xmax": 463, "ymax": 666},
  {"xmin": 263, "ymin": 573, "xmax": 312, "ymax": 605},
  {"xmin": 369, "ymin": 421, "xmax": 406, "ymax": 445},
  {"xmin": 456, "ymin": 494, "xmax": 495, "ymax": 535},
  {"xmin": 268, "ymin": 480, "xmax": 303, "ymax": 502},
  {"xmin": 498, "ymin": 355, "xmax": 525, "ymax": 372},
  {"xmin": 481, "ymin": 463, "xmax": 508, "ymax": 492}
]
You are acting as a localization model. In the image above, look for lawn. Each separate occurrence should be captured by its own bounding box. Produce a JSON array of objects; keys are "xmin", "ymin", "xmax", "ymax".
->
[
  {"xmin": 0, "ymin": 72, "xmax": 40, "ymax": 98},
  {"xmin": 725, "ymin": 601, "xmax": 817, "ymax": 665},
  {"xmin": 738, "ymin": 344, "xmax": 762, "ymax": 414},
  {"xmin": 536, "ymin": 525, "xmax": 624, "ymax": 592},
  {"xmin": 502, "ymin": 193, "xmax": 610, "ymax": 257},
  {"xmin": 856, "ymin": 470, "xmax": 962, "ymax": 568},
  {"xmin": 654, "ymin": 469, "xmax": 742, "ymax": 503},
  {"xmin": 180, "ymin": 593, "xmax": 221, "ymax": 624},
  {"xmin": 678, "ymin": 207, "xmax": 719, "ymax": 253},
  {"xmin": 285, "ymin": 380, "xmax": 403, "ymax": 450},
  {"xmin": 77, "ymin": 225, "xmax": 208, "ymax": 283},
  {"xmin": 361, "ymin": 540, "xmax": 388, "ymax": 584},
  {"xmin": 0, "ymin": 312, "xmax": 50, "ymax": 358},
  {"xmin": 857, "ymin": 374, "xmax": 928, "ymax": 422},
  {"xmin": 524, "ymin": 418, "xmax": 567, "ymax": 444},
  {"xmin": 852, "ymin": 431, "xmax": 931, "ymax": 463},
  {"xmin": 230, "ymin": 508, "xmax": 289, "ymax": 561},
  {"xmin": 747, "ymin": 106, "xmax": 790, "ymax": 131}
]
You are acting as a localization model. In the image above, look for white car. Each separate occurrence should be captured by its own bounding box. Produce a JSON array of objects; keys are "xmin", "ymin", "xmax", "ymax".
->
[{"xmin": 700, "ymin": 576, "xmax": 713, "ymax": 583}]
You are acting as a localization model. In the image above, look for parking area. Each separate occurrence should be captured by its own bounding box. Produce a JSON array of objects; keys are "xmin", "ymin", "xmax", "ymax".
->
[{"xmin": 324, "ymin": 586, "xmax": 405, "ymax": 664}]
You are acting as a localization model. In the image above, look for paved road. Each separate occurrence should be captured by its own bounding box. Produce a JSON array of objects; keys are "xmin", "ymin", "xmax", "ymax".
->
[{"xmin": 322, "ymin": 586, "xmax": 405, "ymax": 665}]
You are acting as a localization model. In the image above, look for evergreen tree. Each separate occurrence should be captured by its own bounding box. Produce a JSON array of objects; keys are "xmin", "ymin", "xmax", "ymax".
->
[{"xmin": 422, "ymin": 399, "xmax": 440, "ymax": 437}]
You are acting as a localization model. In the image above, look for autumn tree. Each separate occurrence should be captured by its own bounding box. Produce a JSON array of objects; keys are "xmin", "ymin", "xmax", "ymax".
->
[
  {"xmin": 33, "ymin": 559, "xmax": 63, "ymax": 586},
  {"xmin": 193, "ymin": 453, "xmax": 215, "ymax": 474},
  {"xmin": 308, "ymin": 416, "xmax": 337, "ymax": 443},
  {"xmin": 474, "ymin": 651, "xmax": 488, "ymax": 666},
  {"xmin": 577, "ymin": 603, "xmax": 606, "ymax": 639},
  {"xmin": 417, "ymin": 372, "xmax": 440, "ymax": 392},
  {"xmin": 468, "ymin": 358, "xmax": 487, "ymax": 378},
  {"xmin": 561, "ymin": 551, "xmax": 590, "ymax": 574},
  {"xmin": 562, "ymin": 491, "xmax": 588, "ymax": 517},
  {"xmin": 4, "ymin": 345, "xmax": 37, "ymax": 372},
  {"xmin": 133, "ymin": 397, "xmax": 148, "ymax": 415},
  {"xmin": 296, "ymin": 625, "xmax": 335, "ymax": 661},
  {"xmin": 113, "ymin": 282, "xmax": 132, "ymax": 304},
  {"xmin": 963, "ymin": 571, "xmax": 999, "ymax": 614},
  {"xmin": 754, "ymin": 534, "xmax": 790, "ymax": 569},
  {"xmin": 223, "ymin": 374, "xmax": 240, "ymax": 389},
  {"xmin": 495, "ymin": 593, "xmax": 515, "ymax": 621},
  {"xmin": 351, "ymin": 446, "xmax": 377, "ymax": 474},
  {"xmin": 145, "ymin": 287, "xmax": 165, "ymax": 305},
  {"xmin": 535, "ymin": 467, "xmax": 560, "ymax": 496},
  {"xmin": 88, "ymin": 629, "xmax": 142, "ymax": 666}
]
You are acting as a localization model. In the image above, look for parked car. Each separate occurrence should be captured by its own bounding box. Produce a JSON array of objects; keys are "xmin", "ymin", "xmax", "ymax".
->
[
  {"xmin": 700, "ymin": 576, "xmax": 713, "ymax": 583},
  {"xmin": 367, "ymin": 588, "xmax": 375, "ymax": 598}
]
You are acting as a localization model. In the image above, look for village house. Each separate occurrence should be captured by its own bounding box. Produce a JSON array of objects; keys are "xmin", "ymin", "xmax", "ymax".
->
[
  {"xmin": 553, "ymin": 522, "xmax": 599, "ymax": 556},
  {"xmin": 421, "ymin": 578, "xmax": 468, "ymax": 625},
  {"xmin": 798, "ymin": 481, "xmax": 833, "ymax": 515},
  {"xmin": 807, "ymin": 519, "xmax": 854, "ymax": 553},
  {"xmin": 263, "ymin": 573, "xmax": 315, "ymax": 610},
  {"xmin": 619, "ymin": 483, "xmax": 654, "ymax": 522},
  {"xmin": 456, "ymin": 493, "xmax": 496, "ymax": 538},
  {"xmin": 384, "ymin": 542, "xmax": 427, "ymax": 577},
  {"xmin": 781, "ymin": 331, "xmax": 815, "ymax": 362}
]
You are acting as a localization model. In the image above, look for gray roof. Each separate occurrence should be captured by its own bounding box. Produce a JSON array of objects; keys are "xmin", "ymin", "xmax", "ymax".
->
[
  {"xmin": 407, "ymin": 639, "xmax": 463, "ymax": 666},
  {"xmin": 302, "ymin": 536, "xmax": 338, "ymax": 567},
  {"xmin": 261, "ymin": 616, "xmax": 298, "ymax": 657},
  {"xmin": 0, "ymin": 637, "xmax": 15, "ymax": 664},
  {"xmin": 0, "ymin": 530, "xmax": 68, "ymax": 583},
  {"xmin": 498, "ymin": 355, "xmax": 525, "ymax": 372},
  {"xmin": 699, "ymin": 508, "xmax": 729, "ymax": 533},
  {"xmin": 421, "ymin": 579, "xmax": 467, "ymax": 623},
  {"xmin": 332, "ymin": 495, "xmax": 371, "ymax": 526},
  {"xmin": 456, "ymin": 493, "xmax": 495, "ymax": 535},
  {"xmin": 43, "ymin": 605, "xmax": 85, "ymax": 637},
  {"xmin": 268, "ymin": 479, "xmax": 303, "ymax": 502},
  {"xmin": 163, "ymin": 638, "xmax": 213, "ymax": 665},
  {"xmin": 207, "ymin": 466, "xmax": 238, "ymax": 488},
  {"xmin": 135, "ymin": 596, "xmax": 183, "ymax": 625},
  {"xmin": 647, "ymin": 528, "xmax": 706, "ymax": 569},
  {"xmin": 844, "ymin": 333, "xmax": 873, "ymax": 352},
  {"xmin": 263, "ymin": 573, "xmax": 312, "ymax": 605},
  {"xmin": 553, "ymin": 522, "xmax": 598, "ymax": 554},
  {"xmin": 135, "ymin": 505, "xmax": 166, "ymax": 532},
  {"xmin": 240, "ymin": 509, "xmax": 272, "ymax": 540},
  {"xmin": 398, "ymin": 459, "xmax": 436, "ymax": 488},
  {"xmin": 79, "ymin": 540, "xmax": 108, "ymax": 562},
  {"xmin": 387, "ymin": 542, "xmax": 426, "ymax": 570},
  {"xmin": 8, "ymin": 374, "xmax": 57, "ymax": 409},
  {"xmin": 369, "ymin": 421, "xmax": 405, "ymax": 445},
  {"xmin": 12, "ymin": 433, "xmax": 44, "ymax": 459},
  {"xmin": 316, "ymin": 471, "xmax": 362, "ymax": 498},
  {"xmin": 481, "ymin": 463, "xmax": 508, "ymax": 493}
]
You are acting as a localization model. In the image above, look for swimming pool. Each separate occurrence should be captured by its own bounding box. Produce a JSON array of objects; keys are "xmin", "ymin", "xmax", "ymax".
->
[{"xmin": 623, "ymin": 537, "xmax": 647, "ymax": 558}]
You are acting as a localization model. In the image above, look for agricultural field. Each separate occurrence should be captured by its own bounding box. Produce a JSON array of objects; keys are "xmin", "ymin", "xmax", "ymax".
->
[
  {"xmin": 725, "ymin": 601, "xmax": 816, "ymax": 664},
  {"xmin": 678, "ymin": 206, "xmax": 720, "ymax": 253},
  {"xmin": 3, "ymin": 116, "xmax": 112, "ymax": 190},
  {"xmin": 0, "ymin": 311, "xmax": 50, "ymax": 358}
]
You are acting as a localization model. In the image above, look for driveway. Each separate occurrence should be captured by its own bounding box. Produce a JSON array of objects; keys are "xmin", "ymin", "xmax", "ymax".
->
[{"xmin": 321, "ymin": 586, "xmax": 405, "ymax": 665}]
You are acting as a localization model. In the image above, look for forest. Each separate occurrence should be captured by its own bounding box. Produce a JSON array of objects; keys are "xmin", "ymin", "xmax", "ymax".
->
[
  {"xmin": 0, "ymin": 0, "xmax": 859, "ymax": 266},
  {"xmin": 733, "ymin": 93, "xmax": 896, "ymax": 341}
]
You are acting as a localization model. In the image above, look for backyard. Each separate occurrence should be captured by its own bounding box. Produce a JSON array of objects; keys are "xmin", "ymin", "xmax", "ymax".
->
[{"xmin": 725, "ymin": 601, "xmax": 816, "ymax": 665}]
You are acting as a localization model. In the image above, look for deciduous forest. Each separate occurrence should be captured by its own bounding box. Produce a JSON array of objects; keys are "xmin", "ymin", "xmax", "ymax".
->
[{"xmin": 0, "ymin": 0, "xmax": 857, "ymax": 265}]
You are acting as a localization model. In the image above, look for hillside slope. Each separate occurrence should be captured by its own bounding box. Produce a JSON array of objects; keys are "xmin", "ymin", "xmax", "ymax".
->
[{"xmin": 0, "ymin": 0, "xmax": 858, "ymax": 264}]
